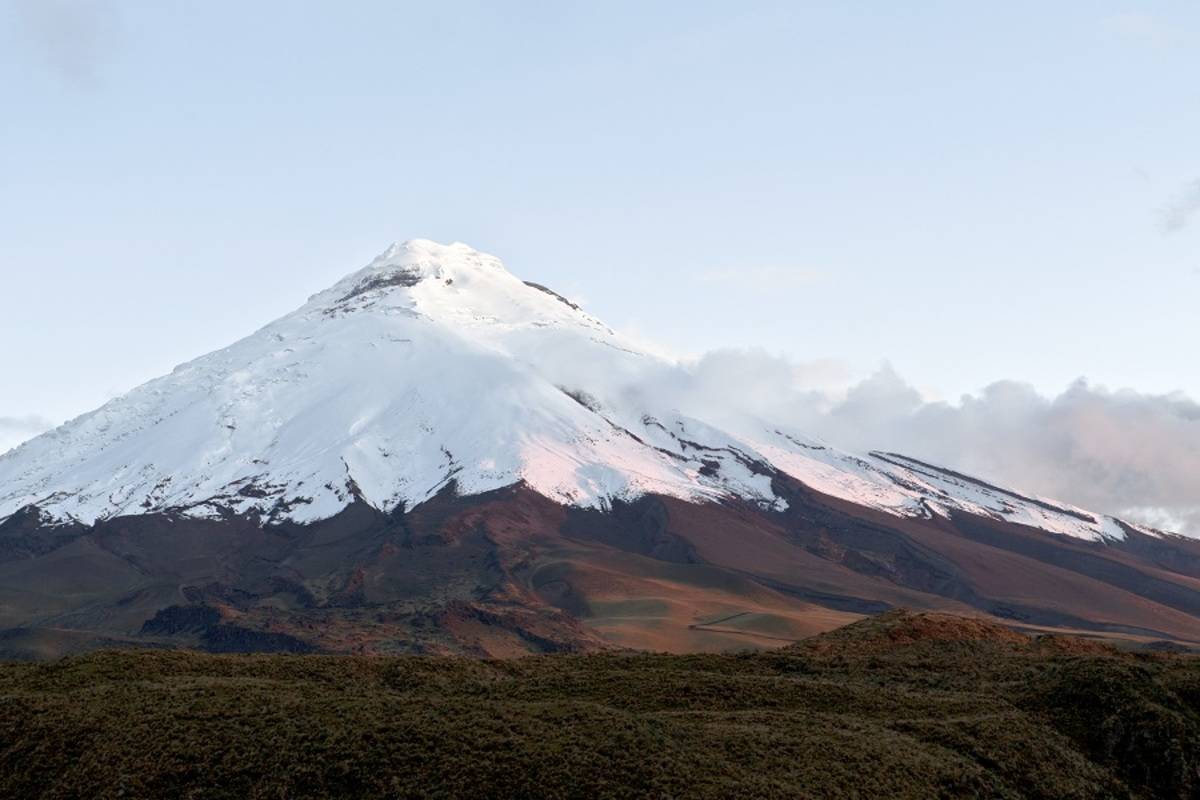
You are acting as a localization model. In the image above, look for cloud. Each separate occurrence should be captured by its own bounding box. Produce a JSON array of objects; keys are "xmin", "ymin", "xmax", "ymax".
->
[
  {"xmin": 1162, "ymin": 179, "xmax": 1200, "ymax": 233},
  {"xmin": 1102, "ymin": 12, "xmax": 1183, "ymax": 48},
  {"xmin": 818, "ymin": 375, "xmax": 1200, "ymax": 537},
  {"xmin": 12, "ymin": 0, "xmax": 121, "ymax": 88},
  {"xmin": 0, "ymin": 415, "xmax": 54, "ymax": 455},
  {"xmin": 616, "ymin": 350, "xmax": 1200, "ymax": 537}
]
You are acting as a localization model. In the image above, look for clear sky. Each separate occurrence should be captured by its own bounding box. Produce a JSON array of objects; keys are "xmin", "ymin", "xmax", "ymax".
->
[{"xmin": 2, "ymin": 0, "xmax": 1198, "ymax": 432}]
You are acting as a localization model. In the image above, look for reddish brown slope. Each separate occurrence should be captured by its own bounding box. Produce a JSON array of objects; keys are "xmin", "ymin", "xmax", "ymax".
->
[{"xmin": 2, "ymin": 480, "xmax": 1200, "ymax": 658}]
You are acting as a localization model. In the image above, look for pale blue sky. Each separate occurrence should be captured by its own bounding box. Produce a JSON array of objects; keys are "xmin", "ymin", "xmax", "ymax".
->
[{"xmin": 2, "ymin": 1, "xmax": 1197, "ymax": 430}]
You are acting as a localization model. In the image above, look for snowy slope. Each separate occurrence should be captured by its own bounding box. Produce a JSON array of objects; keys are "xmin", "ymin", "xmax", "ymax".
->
[{"xmin": 0, "ymin": 240, "xmax": 1148, "ymax": 542}]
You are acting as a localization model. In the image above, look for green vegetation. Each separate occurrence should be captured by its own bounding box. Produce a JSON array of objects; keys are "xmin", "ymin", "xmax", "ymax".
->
[{"xmin": 1, "ymin": 611, "xmax": 1198, "ymax": 799}]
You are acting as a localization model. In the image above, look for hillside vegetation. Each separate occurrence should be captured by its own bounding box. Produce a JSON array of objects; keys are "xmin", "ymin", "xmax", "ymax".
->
[{"xmin": 1, "ymin": 611, "xmax": 1198, "ymax": 799}]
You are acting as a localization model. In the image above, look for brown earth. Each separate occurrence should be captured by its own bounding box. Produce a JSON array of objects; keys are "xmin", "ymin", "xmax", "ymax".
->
[{"xmin": 2, "ymin": 479, "xmax": 1200, "ymax": 658}]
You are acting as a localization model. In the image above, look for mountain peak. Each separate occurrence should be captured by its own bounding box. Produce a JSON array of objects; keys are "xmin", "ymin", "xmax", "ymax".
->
[
  {"xmin": 367, "ymin": 238, "xmax": 505, "ymax": 273},
  {"xmin": 307, "ymin": 239, "xmax": 597, "ymax": 335},
  {"xmin": 0, "ymin": 240, "xmax": 1154, "ymax": 546},
  {"xmin": 317, "ymin": 239, "xmax": 506, "ymax": 306}
]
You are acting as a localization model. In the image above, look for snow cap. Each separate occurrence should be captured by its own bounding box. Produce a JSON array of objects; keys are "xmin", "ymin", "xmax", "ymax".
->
[{"xmin": 367, "ymin": 239, "xmax": 507, "ymax": 276}]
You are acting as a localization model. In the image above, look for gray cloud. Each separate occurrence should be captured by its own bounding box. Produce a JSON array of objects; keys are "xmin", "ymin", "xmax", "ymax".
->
[
  {"xmin": 0, "ymin": 415, "xmax": 54, "ymax": 455},
  {"xmin": 634, "ymin": 351, "xmax": 1200, "ymax": 537},
  {"xmin": 1163, "ymin": 179, "xmax": 1200, "ymax": 234},
  {"xmin": 12, "ymin": 0, "xmax": 121, "ymax": 88},
  {"xmin": 824, "ymin": 374, "xmax": 1200, "ymax": 537}
]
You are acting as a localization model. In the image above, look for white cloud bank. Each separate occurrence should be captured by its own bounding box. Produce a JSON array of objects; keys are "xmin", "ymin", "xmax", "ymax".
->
[{"xmin": 635, "ymin": 350, "xmax": 1200, "ymax": 537}]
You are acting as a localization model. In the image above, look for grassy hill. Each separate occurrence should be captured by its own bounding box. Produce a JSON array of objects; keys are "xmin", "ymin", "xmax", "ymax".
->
[{"xmin": 1, "ymin": 611, "xmax": 1198, "ymax": 799}]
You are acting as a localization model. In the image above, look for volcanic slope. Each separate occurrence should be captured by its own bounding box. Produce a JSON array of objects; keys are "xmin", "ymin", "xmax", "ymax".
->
[{"xmin": 2, "ymin": 240, "xmax": 1200, "ymax": 657}]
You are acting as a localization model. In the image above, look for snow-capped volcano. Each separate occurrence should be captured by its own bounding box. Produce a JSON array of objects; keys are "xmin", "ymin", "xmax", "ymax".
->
[{"xmin": 0, "ymin": 240, "xmax": 1148, "ymax": 542}]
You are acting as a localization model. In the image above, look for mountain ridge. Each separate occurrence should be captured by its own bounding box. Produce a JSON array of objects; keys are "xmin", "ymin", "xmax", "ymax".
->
[{"xmin": 0, "ymin": 239, "xmax": 1162, "ymax": 545}]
